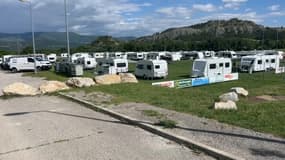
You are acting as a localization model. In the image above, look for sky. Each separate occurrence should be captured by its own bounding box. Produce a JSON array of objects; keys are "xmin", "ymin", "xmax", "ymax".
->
[{"xmin": 0, "ymin": 0, "xmax": 284, "ymax": 37}]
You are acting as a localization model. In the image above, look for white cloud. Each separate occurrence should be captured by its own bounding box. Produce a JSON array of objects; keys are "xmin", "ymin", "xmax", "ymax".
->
[
  {"xmin": 222, "ymin": 0, "xmax": 248, "ymax": 10},
  {"xmin": 193, "ymin": 3, "xmax": 217, "ymax": 12},
  {"xmin": 156, "ymin": 7, "xmax": 191, "ymax": 17},
  {"xmin": 268, "ymin": 5, "xmax": 280, "ymax": 11}
]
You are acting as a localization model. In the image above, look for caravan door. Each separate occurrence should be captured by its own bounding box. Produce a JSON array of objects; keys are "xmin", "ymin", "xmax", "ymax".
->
[
  {"xmin": 208, "ymin": 62, "xmax": 224, "ymax": 83},
  {"xmin": 255, "ymin": 58, "xmax": 264, "ymax": 71}
]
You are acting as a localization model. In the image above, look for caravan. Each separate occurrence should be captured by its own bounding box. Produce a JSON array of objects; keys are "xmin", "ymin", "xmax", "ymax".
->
[
  {"xmin": 192, "ymin": 58, "xmax": 232, "ymax": 78},
  {"xmin": 96, "ymin": 58, "xmax": 128, "ymax": 75},
  {"xmin": 135, "ymin": 60, "xmax": 168, "ymax": 79},
  {"xmin": 240, "ymin": 54, "xmax": 279, "ymax": 73},
  {"xmin": 47, "ymin": 53, "xmax": 57, "ymax": 63}
]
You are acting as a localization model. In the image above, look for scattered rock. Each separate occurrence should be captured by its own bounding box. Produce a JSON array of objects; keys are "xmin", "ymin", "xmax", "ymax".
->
[
  {"xmin": 66, "ymin": 77, "xmax": 96, "ymax": 88},
  {"xmin": 119, "ymin": 73, "xmax": 138, "ymax": 83},
  {"xmin": 214, "ymin": 100, "xmax": 237, "ymax": 110},
  {"xmin": 231, "ymin": 87, "xmax": 249, "ymax": 97},
  {"xmin": 219, "ymin": 92, "xmax": 239, "ymax": 102},
  {"xmin": 2, "ymin": 82, "xmax": 38, "ymax": 96},
  {"xmin": 94, "ymin": 75, "xmax": 121, "ymax": 85},
  {"xmin": 39, "ymin": 81, "xmax": 69, "ymax": 94}
]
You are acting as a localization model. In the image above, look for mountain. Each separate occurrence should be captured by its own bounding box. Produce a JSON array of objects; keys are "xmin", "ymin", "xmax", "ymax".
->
[
  {"xmin": 0, "ymin": 32, "xmax": 135, "ymax": 51},
  {"xmin": 137, "ymin": 18, "xmax": 284, "ymax": 42}
]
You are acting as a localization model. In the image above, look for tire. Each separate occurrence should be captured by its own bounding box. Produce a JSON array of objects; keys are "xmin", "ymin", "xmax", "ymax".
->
[
  {"xmin": 143, "ymin": 75, "xmax": 147, "ymax": 80},
  {"xmin": 11, "ymin": 68, "xmax": 17, "ymax": 73},
  {"xmin": 36, "ymin": 66, "xmax": 42, "ymax": 71}
]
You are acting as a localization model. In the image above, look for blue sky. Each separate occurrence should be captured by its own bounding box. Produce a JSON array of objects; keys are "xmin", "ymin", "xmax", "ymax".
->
[{"xmin": 0, "ymin": 0, "xmax": 284, "ymax": 37}]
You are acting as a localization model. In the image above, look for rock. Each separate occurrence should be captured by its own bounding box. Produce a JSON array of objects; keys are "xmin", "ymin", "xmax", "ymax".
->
[
  {"xmin": 219, "ymin": 92, "xmax": 239, "ymax": 102},
  {"xmin": 214, "ymin": 101, "xmax": 237, "ymax": 110},
  {"xmin": 39, "ymin": 81, "xmax": 69, "ymax": 94},
  {"xmin": 2, "ymin": 82, "xmax": 38, "ymax": 96},
  {"xmin": 119, "ymin": 73, "xmax": 138, "ymax": 83},
  {"xmin": 231, "ymin": 87, "xmax": 249, "ymax": 97},
  {"xmin": 66, "ymin": 77, "xmax": 96, "ymax": 88},
  {"xmin": 94, "ymin": 75, "xmax": 121, "ymax": 85}
]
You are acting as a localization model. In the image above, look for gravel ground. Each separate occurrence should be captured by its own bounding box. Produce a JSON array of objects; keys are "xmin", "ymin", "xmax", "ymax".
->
[
  {"xmin": 0, "ymin": 70, "xmax": 46, "ymax": 96},
  {"xmin": 68, "ymin": 91, "xmax": 285, "ymax": 160},
  {"xmin": 0, "ymin": 70, "xmax": 214, "ymax": 160}
]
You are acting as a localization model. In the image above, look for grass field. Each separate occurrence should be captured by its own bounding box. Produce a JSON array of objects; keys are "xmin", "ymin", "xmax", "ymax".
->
[{"xmin": 24, "ymin": 60, "xmax": 285, "ymax": 137}]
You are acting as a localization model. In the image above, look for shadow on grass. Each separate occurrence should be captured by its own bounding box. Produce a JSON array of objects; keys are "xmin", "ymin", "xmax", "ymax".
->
[{"xmin": 4, "ymin": 110, "xmax": 285, "ymax": 145}]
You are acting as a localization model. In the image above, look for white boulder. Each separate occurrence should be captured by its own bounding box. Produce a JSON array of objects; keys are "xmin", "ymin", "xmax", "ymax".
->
[
  {"xmin": 231, "ymin": 87, "xmax": 249, "ymax": 97},
  {"xmin": 219, "ymin": 92, "xmax": 239, "ymax": 102},
  {"xmin": 214, "ymin": 101, "xmax": 237, "ymax": 110},
  {"xmin": 2, "ymin": 82, "xmax": 38, "ymax": 96},
  {"xmin": 119, "ymin": 73, "xmax": 138, "ymax": 83},
  {"xmin": 66, "ymin": 77, "xmax": 96, "ymax": 88},
  {"xmin": 39, "ymin": 81, "xmax": 70, "ymax": 94},
  {"xmin": 94, "ymin": 75, "xmax": 121, "ymax": 85}
]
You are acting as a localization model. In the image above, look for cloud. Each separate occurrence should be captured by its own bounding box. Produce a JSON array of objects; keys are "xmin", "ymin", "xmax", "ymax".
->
[
  {"xmin": 222, "ymin": 0, "xmax": 248, "ymax": 10},
  {"xmin": 156, "ymin": 7, "xmax": 191, "ymax": 17},
  {"xmin": 192, "ymin": 3, "xmax": 217, "ymax": 12},
  {"xmin": 268, "ymin": 5, "xmax": 280, "ymax": 11}
]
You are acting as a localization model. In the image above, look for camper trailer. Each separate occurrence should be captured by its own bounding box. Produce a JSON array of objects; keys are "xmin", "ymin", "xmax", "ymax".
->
[
  {"xmin": 47, "ymin": 53, "xmax": 57, "ymax": 63},
  {"xmin": 192, "ymin": 58, "xmax": 232, "ymax": 78},
  {"xmin": 93, "ymin": 52, "xmax": 105, "ymax": 59},
  {"xmin": 76, "ymin": 57, "xmax": 97, "ymax": 69},
  {"xmin": 217, "ymin": 51, "xmax": 237, "ymax": 59},
  {"xmin": 9, "ymin": 57, "xmax": 51, "ymax": 72},
  {"xmin": 61, "ymin": 53, "xmax": 68, "ymax": 58},
  {"xmin": 127, "ymin": 52, "xmax": 145, "ymax": 61},
  {"xmin": 240, "ymin": 54, "xmax": 279, "ymax": 73},
  {"xmin": 97, "ymin": 58, "xmax": 128, "ymax": 75},
  {"xmin": 135, "ymin": 60, "xmax": 168, "ymax": 79}
]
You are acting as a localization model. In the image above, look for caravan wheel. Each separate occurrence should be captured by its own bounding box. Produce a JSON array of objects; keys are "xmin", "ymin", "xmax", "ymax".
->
[{"xmin": 11, "ymin": 68, "xmax": 18, "ymax": 73}]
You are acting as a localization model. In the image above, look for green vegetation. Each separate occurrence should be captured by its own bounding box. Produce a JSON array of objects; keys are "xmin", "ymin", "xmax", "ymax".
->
[
  {"xmin": 155, "ymin": 119, "xmax": 177, "ymax": 128},
  {"xmin": 25, "ymin": 60, "xmax": 285, "ymax": 137}
]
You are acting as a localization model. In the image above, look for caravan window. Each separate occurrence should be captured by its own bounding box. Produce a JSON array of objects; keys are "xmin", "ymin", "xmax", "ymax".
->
[
  {"xmin": 137, "ymin": 64, "xmax": 144, "ymax": 69},
  {"xmin": 117, "ymin": 63, "xmax": 126, "ymax": 67},
  {"xmin": 209, "ymin": 64, "xmax": 216, "ymax": 69},
  {"xmin": 266, "ymin": 59, "xmax": 269, "ymax": 63},
  {"xmin": 271, "ymin": 59, "xmax": 275, "ymax": 63},
  {"xmin": 155, "ymin": 65, "xmax": 160, "ymax": 69},
  {"xmin": 147, "ymin": 65, "xmax": 152, "ymax": 70},
  {"xmin": 87, "ymin": 61, "xmax": 91, "ymax": 65},
  {"xmin": 257, "ymin": 60, "xmax": 262, "ymax": 64},
  {"xmin": 225, "ymin": 62, "xmax": 230, "ymax": 68},
  {"xmin": 194, "ymin": 61, "xmax": 206, "ymax": 70},
  {"xmin": 27, "ymin": 58, "xmax": 34, "ymax": 63},
  {"xmin": 219, "ymin": 63, "xmax": 224, "ymax": 67}
]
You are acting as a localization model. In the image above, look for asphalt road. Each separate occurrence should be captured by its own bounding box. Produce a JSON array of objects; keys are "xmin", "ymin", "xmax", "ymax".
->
[{"xmin": 0, "ymin": 70, "xmax": 213, "ymax": 160}]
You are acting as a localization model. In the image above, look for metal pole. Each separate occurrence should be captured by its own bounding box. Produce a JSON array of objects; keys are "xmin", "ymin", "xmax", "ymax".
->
[
  {"xmin": 64, "ymin": 0, "xmax": 71, "ymax": 62},
  {"xmin": 29, "ymin": 1, "xmax": 37, "ymax": 73}
]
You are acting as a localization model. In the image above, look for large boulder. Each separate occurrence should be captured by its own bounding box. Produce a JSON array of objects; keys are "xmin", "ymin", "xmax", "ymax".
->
[
  {"xmin": 214, "ymin": 101, "xmax": 237, "ymax": 110},
  {"xmin": 119, "ymin": 73, "xmax": 138, "ymax": 83},
  {"xmin": 39, "ymin": 81, "xmax": 69, "ymax": 94},
  {"xmin": 2, "ymin": 82, "xmax": 38, "ymax": 96},
  {"xmin": 231, "ymin": 87, "xmax": 249, "ymax": 97},
  {"xmin": 219, "ymin": 92, "xmax": 239, "ymax": 102},
  {"xmin": 94, "ymin": 75, "xmax": 121, "ymax": 85},
  {"xmin": 66, "ymin": 77, "xmax": 96, "ymax": 88}
]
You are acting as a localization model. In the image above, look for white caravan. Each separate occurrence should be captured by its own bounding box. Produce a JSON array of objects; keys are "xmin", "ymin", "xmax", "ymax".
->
[
  {"xmin": 240, "ymin": 54, "xmax": 279, "ymax": 73},
  {"xmin": 61, "ymin": 53, "xmax": 68, "ymax": 58},
  {"xmin": 93, "ymin": 52, "xmax": 105, "ymax": 59},
  {"xmin": 135, "ymin": 60, "xmax": 168, "ymax": 79},
  {"xmin": 127, "ymin": 52, "xmax": 145, "ymax": 61},
  {"xmin": 47, "ymin": 53, "xmax": 57, "ymax": 63},
  {"xmin": 192, "ymin": 58, "xmax": 232, "ymax": 78},
  {"xmin": 97, "ymin": 58, "xmax": 128, "ymax": 75},
  {"xmin": 217, "ymin": 51, "xmax": 238, "ymax": 59},
  {"xmin": 162, "ymin": 52, "xmax": 183, "ymax": 61},
  {"xmin": 147, "ymin": 52, "xmax": 166, "ymax": 60},
  {"xmin": 9, "ymin": 57, "xmax": 51, "ymax": 72},
  {"xmin": 203, "ymin": 51, "xmax": 216, "ymax": 58},
  {"xmin": 76, "ymin": 57, "xmax": 97, "ymax": 69}
]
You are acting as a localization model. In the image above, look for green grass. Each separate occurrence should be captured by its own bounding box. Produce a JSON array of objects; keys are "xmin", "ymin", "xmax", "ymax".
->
[{"xmin": 23, "ymin": 60, "xmax": 285, "ymax": 137}]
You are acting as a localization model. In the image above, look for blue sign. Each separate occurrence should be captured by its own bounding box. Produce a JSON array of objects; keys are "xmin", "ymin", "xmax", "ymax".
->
[{"xmin": 192, "ymin": 77, "xmax": 209, "ymax": 87}]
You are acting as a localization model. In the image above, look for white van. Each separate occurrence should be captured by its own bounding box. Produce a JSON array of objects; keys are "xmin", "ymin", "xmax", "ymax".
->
[
  {"xmin": 135, "ymin": 60, "xmax": 168, "ymax": 79},
  {"xmin": 240, "ymin": 54, "xmax": 279, "ymax": 73},
  {"xmin": 9, "ymin": 57, "xmax": 51, "ymax": 72},
  {"xmin": 192, "ymin": 58, "xmax": 232, "ymax": 78},
  {"xmin": 97, "ymin": 58, "xmax": 128, "ymax": 75}
]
